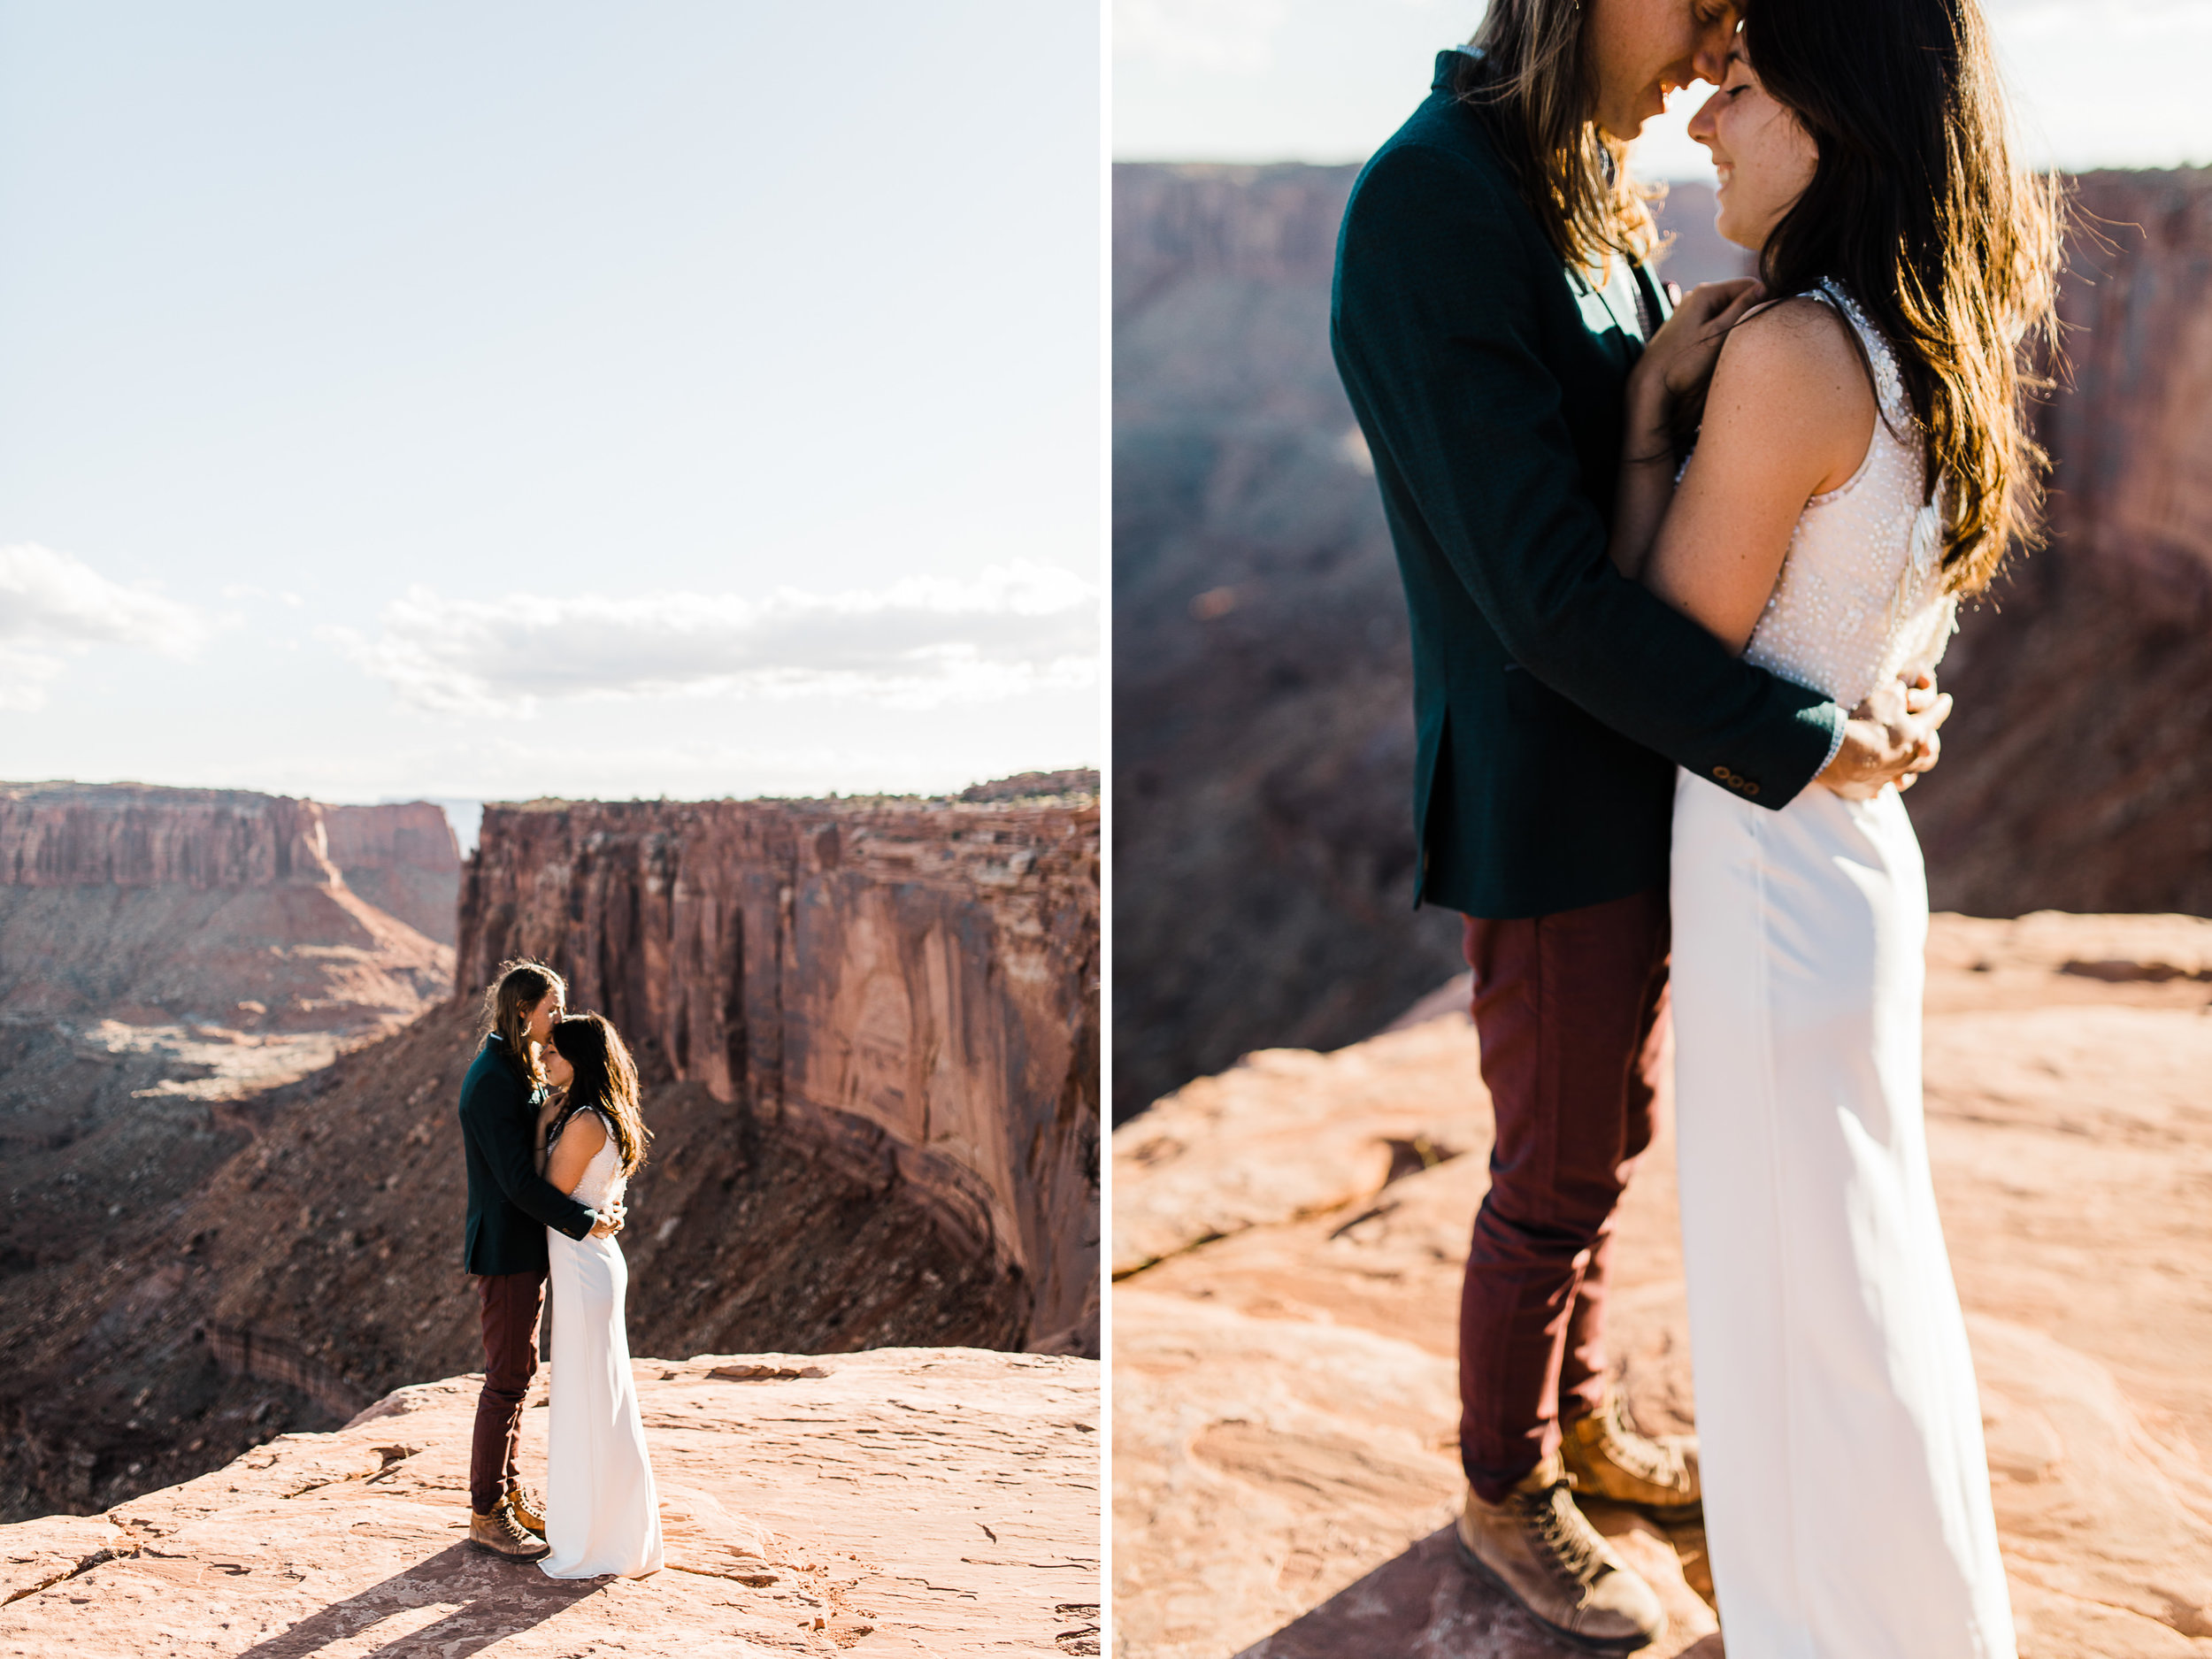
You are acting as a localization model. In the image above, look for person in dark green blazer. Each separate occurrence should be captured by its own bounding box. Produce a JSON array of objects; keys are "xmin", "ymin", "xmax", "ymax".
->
[
  {"xmin": 1329, "ymin": 7, "xmax": 1945, "ymax": 1650},
  {"xmin": 457, "ymin": 1032, "xmax": 601, "ymax": 1277},
  {"xmin": 457, "ymin": 959, "xmax": 622, "ymax": 1560}
]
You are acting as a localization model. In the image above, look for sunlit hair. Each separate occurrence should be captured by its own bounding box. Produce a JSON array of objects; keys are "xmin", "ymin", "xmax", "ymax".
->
[
  {"xmin": 1451, "ymin": 0, "xmax": 1662, "ymax": 273},
  {"xmin": 549, "ymin": 1012, "xmax": 651, "ymax": 1178},
  {"xmin": 1743, "ymin": 0, "xmax": 2064, "ymax": 593},
  {"xmin": 480, "ymin": 958, "xmax": 564, "ymax": 1089}
]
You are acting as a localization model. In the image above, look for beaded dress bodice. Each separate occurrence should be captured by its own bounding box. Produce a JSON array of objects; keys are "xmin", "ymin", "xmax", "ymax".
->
[
  {"xmin": 552, "ymin": 1108, "xmax": 626, "ymax": 1212},
  {"xmin": 1740, "ymin": 283, "xmax": 1956, "ymax": 710}
]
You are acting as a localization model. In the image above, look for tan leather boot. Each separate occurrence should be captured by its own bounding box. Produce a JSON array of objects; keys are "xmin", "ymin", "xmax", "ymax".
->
[
  {"xmin": 469, "ymin": 1505, "xmax": 550, "ymax": 1559},
  {"xmin": 1561, "ymin": 1392, "xmax": 1701, "ymax": 1516},
  {"xmin": 1455, "ymin": 1454, "xmax": 1666, "ymax": 1655},
  {"xmin": 504, "ymin": 1484, "xmax": 548, "ymax": 1538}
]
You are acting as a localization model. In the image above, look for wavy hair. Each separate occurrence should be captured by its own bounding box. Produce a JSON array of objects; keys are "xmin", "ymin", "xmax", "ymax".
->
[
  {"xmin": 548, "ymin": 1012, "xmax": 651, "ymax": 1178},
  {"xmin": 1744, "ymin": 0, "xmax": 2063, "ymax": 593},
  {"xmin": 1451, "ymin": 0, "xmax": 1661, "ymax": 273},
  {"xmin": 480, "ymin": 958, "xmax": 564, "ymax": 1090}
]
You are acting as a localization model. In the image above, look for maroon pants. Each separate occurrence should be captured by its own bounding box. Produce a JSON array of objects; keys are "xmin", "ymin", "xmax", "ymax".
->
[
  {"xmin": 1458, "ymin": 886, "xmax": 1671, "ymax": 1502},
  {"xmin": 470, "ymin": 1269, "xmax": 546, "ymax": 1516}
]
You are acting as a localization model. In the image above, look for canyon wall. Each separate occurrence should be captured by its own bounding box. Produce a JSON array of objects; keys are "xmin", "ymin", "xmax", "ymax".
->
[
  {"xmin": 1907, "ymin": 170, "xmax": 2212, "ymax": 914},
  {"xmin": 0, "ymin": 779, "xmax": 1099, "ymax": 1523},
  {"xmin": 1113, "ymin": 160, "xmax": 2212, "ymax": 1119},
  {"xmin": 0, "ymin": 782, "xmax": 342, "ymax": 891},
  {"xmin": 0, "ymin": 784, "xmax": 451, "ymax": 1030},
  {"xmin": 0, "ymin": 784, "xmax": 452, "ymax": 1519},
  {"xmin": 320, "ymin": 803, "xmax": 462, "ymax": 945},
  {"xmin": 459, "ymin": 791, "xmax": 1102, "ymax": 1351}
]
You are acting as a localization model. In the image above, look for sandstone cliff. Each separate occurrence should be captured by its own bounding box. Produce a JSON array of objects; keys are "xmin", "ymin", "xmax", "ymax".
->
[
  {"xmin": 460, "ymin": 792, "xmax": 1100, "ymax": 1354},
  {"xmin": 0, "ymin": 783, "xmax": 451, "ymax": 1031},
  {"xmin": 0, "ymin": 783, "xmax": 459, "ymax": 1522},
  {"xmin": 0, "ymin": 1347, "xmax": 1100, "ymax": 1657},
  {"xmin": 0, "ymin": 780, "xmax": 1099, "ymax": 1525},
  {"xmin": 1907, "ymin": 170, "xmax": 2212, "ymax": 915},
  {"xmin": 1113, "ymin": 161, "xmax": 2212, "ymax": 1118},
  {"xmin": 321, "ymin": 803, "xmax": 463, "ymax": 946},
  {"xmin": 1113, "ymin": 912, "xmax": 2212, "ymax": 1658}
]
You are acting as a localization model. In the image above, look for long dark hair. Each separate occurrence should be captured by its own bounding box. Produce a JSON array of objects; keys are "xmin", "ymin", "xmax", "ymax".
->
[
  {"xmin": 1452, "ymin": 1, "xmax": 1661, "ymax": 273},
  {"xmin": 549, "ymin": 1012, "xmax": 651, "ymax": 1177},
  {"xmin": 480, "ymin": 958, "xmax": 564, "ymax": 1090},
  {"xmin": 1744, "ymin": 0, "xmax": 2062, "ymax": 593}
]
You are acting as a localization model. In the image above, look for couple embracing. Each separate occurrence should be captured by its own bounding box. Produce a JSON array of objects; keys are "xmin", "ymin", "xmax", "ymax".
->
[
  {"xmin": 456, "ymin": 958, "xmax": 665, "ymax": 1579},
  {"xmin": 1333, "ymin": 0, "xmax": 2055, "ymax": 1650}
]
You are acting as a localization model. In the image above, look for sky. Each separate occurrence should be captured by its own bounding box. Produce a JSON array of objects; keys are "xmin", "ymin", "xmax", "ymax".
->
[
  {"xmin": 1114, "ymin": 0, "xmax": 2212, "ymax": 176},
  {"xmin": 1, "ymin": 2, "xmax": 1102, "ymax": 807}
]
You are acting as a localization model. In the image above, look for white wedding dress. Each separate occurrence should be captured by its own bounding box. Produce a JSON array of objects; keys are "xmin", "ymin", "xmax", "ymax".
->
[
  {"xmin": 1669, "ymin": 284, "xmax": 2015, "ymax": 1655},
  {"xmin": 540, "ymin": 1108, "xmax": 664, "ymax": 1579}
]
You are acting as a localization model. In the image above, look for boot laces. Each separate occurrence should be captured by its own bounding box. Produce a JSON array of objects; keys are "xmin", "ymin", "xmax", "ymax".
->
[
  {"xmin": 1513, "ymin": 1480, "xmax": 1608, "ymax": 1585},
  {"xmin": 486, "ymin": 1503, "xmax": 536, "ymax": 1547},
  {"xmin": 1599, "ymin": 1398, "xmax": 1675, "ymax": 1483}
]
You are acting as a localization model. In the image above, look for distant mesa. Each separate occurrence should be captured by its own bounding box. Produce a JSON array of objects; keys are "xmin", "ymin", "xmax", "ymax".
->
[
  {"xmin": 0, "ymin": 781, "xmax": 454, "ymax": 1041},
  {"xmin": 958, "ymin": 768, "xmax": 1100, "ymax": 804},
  {"xmin": 319, "ymin": 803, "xmax": 461, "ymax": 946}
]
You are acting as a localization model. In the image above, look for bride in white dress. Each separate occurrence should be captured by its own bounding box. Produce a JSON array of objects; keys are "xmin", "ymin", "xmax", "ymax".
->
[
  {"xmin": 1604, "ymin": 0, "xmax": 2059, "ymax": 1650},
  {"xmin": 538, "ymin": 1012, "xmax": 665, "ymax": 1579}
]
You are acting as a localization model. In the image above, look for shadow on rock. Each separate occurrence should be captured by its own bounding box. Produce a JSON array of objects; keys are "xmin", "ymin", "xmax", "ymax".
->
[
  {"xmin": 231, "ymin": 1543, "xmax": 604, "ymax": 1659},
  {"xmin": 1237, "ymin": 1526, "xmax": 1724, "ymax": 1659}
]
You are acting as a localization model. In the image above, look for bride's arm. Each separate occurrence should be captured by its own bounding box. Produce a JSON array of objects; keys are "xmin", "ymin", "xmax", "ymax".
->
[
  {"xmin": 545, "ymin": 1110, "xmax": 609, "ymax": 1199},
  {"xmin": 1635, "ymin": 297, "xmax": 1875, "ymax": 650},
  {"xmin": 1607, "ymin": 279, "xmax": 1764, "ymax": 580}
]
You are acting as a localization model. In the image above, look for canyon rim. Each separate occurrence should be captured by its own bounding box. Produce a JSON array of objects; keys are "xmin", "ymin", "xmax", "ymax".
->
[{"xmin": 0, "ymin": 772, "xmax": 1100, "ymax": 1528}]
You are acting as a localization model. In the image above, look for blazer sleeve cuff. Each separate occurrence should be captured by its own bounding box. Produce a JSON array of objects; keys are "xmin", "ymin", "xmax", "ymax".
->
[{"xmin": 1816, "ymin": 708, "xmax": 1849, "ymax": 778}]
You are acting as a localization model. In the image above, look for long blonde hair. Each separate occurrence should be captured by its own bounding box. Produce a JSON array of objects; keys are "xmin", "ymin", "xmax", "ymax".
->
[
  {"xmin": 1453, "ymin": 1, "xmax": 1661, "ymax": 273},
  {"xmin": 480, "ymin": 958, "xmax": 564, "ymax": 1090}
]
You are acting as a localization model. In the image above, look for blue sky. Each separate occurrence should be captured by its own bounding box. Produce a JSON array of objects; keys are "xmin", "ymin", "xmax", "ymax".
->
[
  {"xmin": 1114, "ymin": 0, "xmax": 2212, "ymax": 175},
  {"xmin": 1, "ymin": 3, "xmax": 1102, "ymax": 804}
]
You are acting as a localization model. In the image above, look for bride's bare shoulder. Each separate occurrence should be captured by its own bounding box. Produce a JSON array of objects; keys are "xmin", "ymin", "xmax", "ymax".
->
[{"xmin": 1707, "ymin": 296, "xmax": 1878, "ymax": 492}]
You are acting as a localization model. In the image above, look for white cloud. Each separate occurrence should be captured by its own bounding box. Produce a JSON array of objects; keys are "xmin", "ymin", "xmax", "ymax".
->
[
  {"xmin": 1116, "ymin": 0, "xmax": 1290, "ymax": 73},
  {"xmin": 329, "ymin": 561, "xmax": 1100, "ymax": 719},
  {"xmin": 0, "ymin": 543, "xmax": 209, "ymax": 711}
]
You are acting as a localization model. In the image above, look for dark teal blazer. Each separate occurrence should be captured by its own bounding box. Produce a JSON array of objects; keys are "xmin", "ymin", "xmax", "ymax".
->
[
  {"xmin": 457, "ymin": 1033, "xmax": 598, "ymax": 1277},
  {"xmin": 1331, "ymin": 52, "xmax": 1845, "ymax": 919}
]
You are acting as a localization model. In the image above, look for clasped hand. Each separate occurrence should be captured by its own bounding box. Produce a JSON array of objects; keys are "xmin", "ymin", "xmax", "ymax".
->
[
  {"xmin": 588, "ymin": 1201, "xmax": 626, "ymax": 1240},
  {"xmin": 1822, "ymin": 672, "xmax": 1949, "ymax": 798}
]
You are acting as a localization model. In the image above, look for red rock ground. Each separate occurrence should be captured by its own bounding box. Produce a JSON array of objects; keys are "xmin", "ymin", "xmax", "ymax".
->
[
  {"xmin": 0, "ymin": 1347, "xmax": 1100, "ymax": 1657},
  {"xmin": 1112, "ymin": 912, "xmax": 2212, "ymax": 1659}
]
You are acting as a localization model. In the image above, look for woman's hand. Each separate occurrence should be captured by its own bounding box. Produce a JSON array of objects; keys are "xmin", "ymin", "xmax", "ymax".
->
[{"xmin": 1628, "ymin": 278, "xmax": 1767, "ymax": 435}]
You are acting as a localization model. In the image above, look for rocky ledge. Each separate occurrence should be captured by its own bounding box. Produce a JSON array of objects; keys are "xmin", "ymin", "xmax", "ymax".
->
[
  {"xmin": 1112, "ymin": 911, "xmax": 2212, "ymax": 1659},
  {"xmin": 0, "ymin": 1347, "xmax": 1099, "ymax": 1658}
]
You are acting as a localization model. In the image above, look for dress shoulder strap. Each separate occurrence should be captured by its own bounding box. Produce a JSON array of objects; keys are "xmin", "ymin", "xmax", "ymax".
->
[{"xmin": 1806, "ymin": 280, "xmax": 1909, "ymax": 426}]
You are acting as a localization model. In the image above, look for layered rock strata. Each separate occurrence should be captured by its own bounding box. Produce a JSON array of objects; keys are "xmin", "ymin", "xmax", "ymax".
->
[
  {"xmin": 0, "ymin": 1347, "xmax": 1101, "ymax": 1657},
  {"xmin": 1, "ymin": 782, "xmax": 1099, "ymax": 1525},
  {"xmin": 0, "ymin": 783, "xmax": 452, "ymax": 1030},
  {"xmin": 460, "ymin": 792, "xmax": 1102, "ymax": 1355},
  {"xmin": 321, "ymin": 803, "xmax": 463, "ymax": 945},
  {"xmin": 1113, "ymin": 160, "xmax": 2212, "ymax": 1118},
  {"xmin": 0, "ymin": 784, "xmax": 459, "ymax": 1522},
  {"xmin": 1111, "ymin": 912, "xmax": 2212, "ymax": 1658}
]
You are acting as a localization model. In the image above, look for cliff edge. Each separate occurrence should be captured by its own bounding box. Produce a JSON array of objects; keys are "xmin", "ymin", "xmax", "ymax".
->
[{"xmin": 0, "ymin": 1346, "xmax": 1100, "ymax": 1657}]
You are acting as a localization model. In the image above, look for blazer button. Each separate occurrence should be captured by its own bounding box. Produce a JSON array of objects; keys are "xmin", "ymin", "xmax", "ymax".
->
[{"xmin": 1710, "ymin": 765, "xmax": 1728, "ymax": 780}]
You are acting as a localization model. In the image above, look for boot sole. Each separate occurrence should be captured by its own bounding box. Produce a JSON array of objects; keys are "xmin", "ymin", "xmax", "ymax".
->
[
  {"xmin": 470, "ymin": 1535, "xmax": 550, "ymax": 1561},
  {"xmin": 1452, "ymin": 1532, "xmax": 1664, "ymax": 1656}
]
